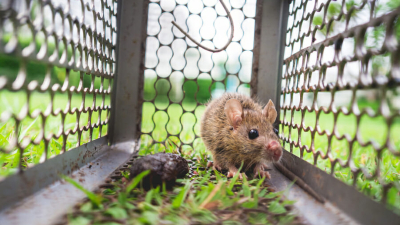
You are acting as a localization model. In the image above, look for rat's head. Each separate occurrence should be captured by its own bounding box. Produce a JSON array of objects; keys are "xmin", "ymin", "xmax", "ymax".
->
[{"xmin": 224, "ymin": 99, "xmax": 282, "ymax": 162}]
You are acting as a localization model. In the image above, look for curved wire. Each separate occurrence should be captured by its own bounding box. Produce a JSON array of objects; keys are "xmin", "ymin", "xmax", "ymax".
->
[{"xmin": 171, "ymin": 0, "xmax": 234, "ymax": 53}]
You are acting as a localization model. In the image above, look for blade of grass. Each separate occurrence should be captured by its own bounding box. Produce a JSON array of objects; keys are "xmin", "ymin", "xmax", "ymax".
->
[
  {"xmin": 172, "ymin": 180, "xmax": 192, "ymax": 209},
  {"xmin": 242, "ymin": 174, "xmax": 251, "ymax": 197},
  {"xmin": 18, "ymin": 117, "xmax": 38, "ymax": 142},
  {"xmin": 61, "ymin": 175, "xmax": 104, "ymax": 208},
  {"xmin": 145, "ymin": 188, "xmax": 154, "ymax": 204},
  {"xmin": 214, "ymin": 169, "xmax": 223, "ymax": 181},
  {"xmin": 105, "ymin": 207, "xmax": 128, "ymax": 219},
  {"xmin": 228, "ymin": 162, "xmax": 243, "ymax": 191},
  {"xmin": 252, "ymin": 176, "xmax": 267, "ymax": 207},
  {"xmin": 126, "ymin": 170, "xmax": 150, "ymax": 194},
  {"xmin": 198, "ymin": 181, "xmax": 223, "ymax": 209},
  {"xmin": 162, "ymin": 182, "xmax": 167, "ymax": 195},
  {"xmin": 197, "ymin": 171, "xmax": 211, "ymax": 186},
  {"xmin": 152, "ymin": 186, "xmax": 163, "ymax": 205}
]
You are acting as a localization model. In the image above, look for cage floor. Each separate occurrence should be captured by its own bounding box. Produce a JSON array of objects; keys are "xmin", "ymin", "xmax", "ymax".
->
[
  {"xmin": 0, "ymin": 140, "xmax": 359, "ymax": 225},
  {"xmin": 58, "ymin": 154, "xmax": 306, "ymax": 225}
]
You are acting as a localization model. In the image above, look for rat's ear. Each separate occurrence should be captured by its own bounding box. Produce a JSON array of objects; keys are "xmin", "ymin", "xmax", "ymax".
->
[
  {"xmin": 263, "ymin": 100, "xmax": 277, "ymax": 124},
  {"xmin": 224, "ymin": 99, "xmax": 243, "ymax": 130}
]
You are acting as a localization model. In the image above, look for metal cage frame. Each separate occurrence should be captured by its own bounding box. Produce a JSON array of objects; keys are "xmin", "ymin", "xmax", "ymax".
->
[{"xmin": 0, "ymin": 0, "xmax": 399, "ymax": 224}]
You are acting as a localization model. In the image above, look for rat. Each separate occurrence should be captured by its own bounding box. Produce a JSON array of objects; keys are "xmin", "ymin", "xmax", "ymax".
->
[{"xmin": 200, "ymin": 93, "xmax": 282, "ymax": 179}]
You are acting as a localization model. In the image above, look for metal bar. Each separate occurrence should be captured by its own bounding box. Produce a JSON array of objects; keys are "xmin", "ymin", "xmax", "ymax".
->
[
  {"xmin": 109, "ymin": 0, "xmax": 149, "ymax": 144},
  {"xmin": 280, "ymin": 150, "xmax": 400, "ymax": 225},
  {"xmin": 256, "ymin": 0, "xmax": 289, "ymax": 128},
  {"xmin": 274, "ymin": 162, "xmax": 325, "ymax": 203},
  {"xmin": 0, "ymin": 136, "xmax": 107, "ymax": 211},
  {"xmin": 0, "ymin": 137, "xmax": 112, "ymax": 212},
  {"xmin": 0, "ymin": 141, "xmax": 135, "ymax": 225},
  {"xmin": 280, "ymin": 0, "xmax": 400, "ymax": 217},
  {"xmin": 249, "ymin": 0, "xmax": 263, "ymax": 99},
  {"xmin": 269, "ymin": 165, "xmax": 358, "ymax": 225}
]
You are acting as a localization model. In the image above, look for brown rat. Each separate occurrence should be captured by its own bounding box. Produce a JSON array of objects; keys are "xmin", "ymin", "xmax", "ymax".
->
[{"xmin": 200, "ymin": 93, "xmax": 282, "ymax": 179}]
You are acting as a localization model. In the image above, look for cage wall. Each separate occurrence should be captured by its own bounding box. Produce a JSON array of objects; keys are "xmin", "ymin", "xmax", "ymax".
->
[
  {"xmin": 0, "ymin": 0, "xmax": 117, "ymax": 178},
  {"xmin": 0, "ymin": 0, "xmax": 399, "ymax": 224},
  {"xmin": 138, "ymin": 0, "xmax": 261, "ymax": 156},
  {"xmin": 280, "ymin": 0, "xmax": 400, "ymax": 213}
]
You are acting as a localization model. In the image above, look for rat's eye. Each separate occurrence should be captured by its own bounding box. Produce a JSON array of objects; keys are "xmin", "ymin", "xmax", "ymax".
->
[
  {"xmin": 248, "ymin": 129, "xmax": 259, "ymax": 139},
  {"xmin": 273, "ymin": 128, "xmax": 279, "ymax": 135}
]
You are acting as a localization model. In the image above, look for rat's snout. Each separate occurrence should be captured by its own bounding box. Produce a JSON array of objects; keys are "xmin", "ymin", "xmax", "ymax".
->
[{"xmin": 266, "ymin": 140, "xmax": 282, "ymax": 161}]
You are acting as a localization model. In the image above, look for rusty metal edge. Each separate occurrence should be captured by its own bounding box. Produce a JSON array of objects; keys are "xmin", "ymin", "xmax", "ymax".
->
[
  {"xmin": 0, "ymin": 140, "xmax": 135, "ymax": 225},
  {"xmin": 107, "ymin": 0, "xmax": 123, "ymax": 146},
  {"xmin": 283, "ymin": 7, "xmax": 400, "ymax": 64},
  {"xmin": 0, "ymin": 136, "xmax": 109, "ymax": 212},
  {"xmin": 269, "ymin": 164, "xmax": 358, "ymax": 225},
  {"xmin": 250, "ymin": 0, "xmax": 263, "ymax": 99},
  {"xmin": 248, "ymin": 0, "xmax": 400, "ymax": 224},
  {"xmin": 256, "ymin": 0, "xmax": 289, "ymax": 129},
  {"xmin": 135, "ymin": 0, "xmax": 150, "ymax": 141},
  {"xmin": 280, "ymin": 150, "xmax": 400, "ymax": 225},
  {"xmin": 109, "ymin": 0, "xmax": 149, "ymax": 144}
]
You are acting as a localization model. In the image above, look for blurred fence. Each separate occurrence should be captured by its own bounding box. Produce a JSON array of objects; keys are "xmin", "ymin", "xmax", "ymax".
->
[
  {"xmin": 139, "ymin": 0, "xmax": 259, "ymax": 154},
  {"xmin": 0, "ymin": 0, "xmax": 117, "ymax": 175},
  {"xmin": 280, "ymin": 0, "xmax": 400, "ymax": 212}
]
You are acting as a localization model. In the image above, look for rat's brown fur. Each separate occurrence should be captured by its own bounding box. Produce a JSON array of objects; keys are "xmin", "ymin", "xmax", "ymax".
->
[{"xmin": 200, "ymin": 93, "xmax": 280, "ymax": 172}]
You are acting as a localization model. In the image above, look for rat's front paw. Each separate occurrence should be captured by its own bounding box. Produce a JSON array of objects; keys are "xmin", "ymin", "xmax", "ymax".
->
[
  {"xmin": 254, "ymin": 170, "xmax": 271, "ymax": 179},
  {"xmin": 227, "ymin": 166, "xmax": 246, "ymax": 179},
  {"xmin": 227, "ymin": 171, "xmax": 247, "ymax": 179},
  {"xmin": 207, "ymin": 161, "xmax": 222, "ymax": 171},
  {"xmin": 253, "ymin": 164, "xmax": 271, "ymax": 179}
]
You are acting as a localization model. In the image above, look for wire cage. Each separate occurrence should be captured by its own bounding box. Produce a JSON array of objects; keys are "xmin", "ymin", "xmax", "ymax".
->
[{"xmin": 0, "ymin": 0, "xmax": 399, "ymax": 224}]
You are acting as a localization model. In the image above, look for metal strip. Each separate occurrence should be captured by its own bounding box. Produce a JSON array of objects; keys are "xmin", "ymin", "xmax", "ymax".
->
[
  {"xmin": 266, "ymin": 0, "xmax": 400, "ymax": 222},
  {"xmin": 0, "ymin": 136, "xmax": 108, "ymax": 212},
  {"xmin": 108, "ymin": 0, "xmax": 149, "ymax": 144},
  {"xmin": 0, "ymin": 141, "xmax": 134, "ymax": 225},
  {"xmin": 0, "ymin": 0, "xmax": 115, "ymax": 173},
  {"xmin": 281, "ymin": 150, "xmax": 400, "ymax": 225},
  {"xmin": 250, "ymin": 0, "xmax": 264, "ymax": 99},
  {"xmin": 280, "ymin": 0, "xmax": 400, "ymax": 209},
  {"xmin": 256, "ymin": 0, "xmax": 289, "ymax": 128},
  {"xmin": 269, "ymin": 165, "xmax": 358, "ymax": 225}
]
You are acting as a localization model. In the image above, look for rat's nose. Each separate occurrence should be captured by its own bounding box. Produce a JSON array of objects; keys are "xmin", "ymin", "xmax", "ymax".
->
[{"xmin": 266, "ymin": 140, "xmax": 282, "ymax": 161}]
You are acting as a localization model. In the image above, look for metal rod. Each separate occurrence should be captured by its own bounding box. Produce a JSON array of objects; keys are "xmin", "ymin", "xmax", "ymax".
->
[
  {"xmin": 274, "ymin": 161, "xmax": 325, "ymax": 203},
  {"xmin": 280, "ymin": 150, "xmax": 400, "ymax": 225},
  {"xmin": 171, "ymin": 0, "xmax": 234, "ymax": 53},
  {"xmin": 256, "ymin": 0, "xmax": 289, "ymax": 128},
  {"xmin": 0, "ymin": 141, "xmax": 135, "ymax": 225},
  {"xmin": 109, "ymin": 0, "xmax": 149, "ymax": 144}
]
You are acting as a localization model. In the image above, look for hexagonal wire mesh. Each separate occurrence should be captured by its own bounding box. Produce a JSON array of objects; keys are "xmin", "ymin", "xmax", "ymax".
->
[
  {"xmin": 0, "ymin": 0, "xmax": 117, "ymax": 178},
  {"xmin": 1, "ymin": 0, "xmax": 398, "ymax": 219},
  {"xmin": 139, "ymin": 0, "xmax": 259, "ymax": 156},
  {"xmin": 281, "ymin": 0, "xmax": 400, "ymax": 211}
]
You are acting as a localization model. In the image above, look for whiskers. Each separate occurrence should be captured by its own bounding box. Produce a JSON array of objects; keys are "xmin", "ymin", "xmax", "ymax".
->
[{"xmin": 235, "ymin": 157, "xmax": 260, "ymax": 172}]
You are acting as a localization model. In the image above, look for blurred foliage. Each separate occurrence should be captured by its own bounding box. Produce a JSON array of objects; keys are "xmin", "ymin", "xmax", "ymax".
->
[
  {"xmin": 305, "ymin": 0, "xmax": 400, "ymax": 213},
  {"xmin": 1, "ymin": 35, "xmax": 98, "ymax": 89}
]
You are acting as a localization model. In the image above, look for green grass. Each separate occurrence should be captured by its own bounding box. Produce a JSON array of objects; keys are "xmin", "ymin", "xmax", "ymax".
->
[
  {"xmin": 0, "ymin": 91, "xmax": 109, "ymax": 178},
  {"xmin": 64, "ymin": 151, "xmax": 300, "ymax": 225}
]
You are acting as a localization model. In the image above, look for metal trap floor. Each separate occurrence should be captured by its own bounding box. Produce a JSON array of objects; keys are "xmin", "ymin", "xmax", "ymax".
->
[{"xmin": 2, "ymin": 138, "xmax": 397, "ymax": 225}]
